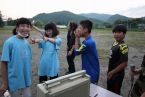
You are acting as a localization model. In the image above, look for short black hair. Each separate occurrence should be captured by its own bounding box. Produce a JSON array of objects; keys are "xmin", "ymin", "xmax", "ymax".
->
[
  {"xmin": 16, "ymin": 18, "xmax": 32, "ymax": 27},
  {"xmin": 112, "ymin": 24, "xmax": 127, "ymax": 34},
  {"xmin": 80, "ymin": 20, "xmax": 93, "ymax": 33},
  {"xmin": 44, "ymin": 22, "xmax": 59, "ymax": 37}
]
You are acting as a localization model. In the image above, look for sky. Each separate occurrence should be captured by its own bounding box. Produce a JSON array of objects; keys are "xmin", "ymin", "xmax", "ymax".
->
[{"xmin": 0, "ymin": 0, "xmax": 145, "ymax": 19}]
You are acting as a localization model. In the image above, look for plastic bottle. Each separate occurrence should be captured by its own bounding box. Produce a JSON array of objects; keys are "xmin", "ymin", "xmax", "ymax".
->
[{"xmin": 4, "ymin": 90, "xmax": 11, "ymax": 97}]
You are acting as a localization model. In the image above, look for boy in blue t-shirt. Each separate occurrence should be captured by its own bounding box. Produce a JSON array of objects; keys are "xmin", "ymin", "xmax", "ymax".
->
[
  {"xmin": 0, "ymin": 18, "xmax": 32, "ymax": 97},
  {"xmin": 74, "ymin": 20, "xmax": 100, "ymax": 84}
]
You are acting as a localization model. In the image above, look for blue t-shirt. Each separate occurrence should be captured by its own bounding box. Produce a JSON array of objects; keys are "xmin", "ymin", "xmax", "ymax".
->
[
  {"xmin": 1, "ymin": 36, "xmax": 32, "ymax": 92},
  {"xmin": 74, "ymin": 36, "xmax": 100, "ymax": 83},
  {"xmin": 38, "ymin": 36, "xmax": 62, "ymax": 77}
]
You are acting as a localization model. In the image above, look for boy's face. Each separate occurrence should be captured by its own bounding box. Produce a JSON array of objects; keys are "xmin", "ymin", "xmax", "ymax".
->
[
  {"xmin": 113, "ymin": 31, "xmax": 125, "ymax": 42},
  {"xmin": 77, "ymin": 25, "xmax": 87, "ymax": 37},
  {"xmin": 17, "ymin": 24, "xmax": 31, "ymax": 37}
]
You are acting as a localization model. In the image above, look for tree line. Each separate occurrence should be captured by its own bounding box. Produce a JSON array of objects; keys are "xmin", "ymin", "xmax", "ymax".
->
[
  {"xmin": 114, "ymin": 18, "xmax": 145, "ymax": 31},
  {"xmin": 0, "ymin": 11, "xmax": 145, "ymax": 31}
]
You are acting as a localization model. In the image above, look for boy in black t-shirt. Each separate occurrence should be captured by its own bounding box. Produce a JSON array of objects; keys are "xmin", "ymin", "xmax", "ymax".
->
[{"xmin": 107, "ymin": 24, "xmax": 128, "ymax": 95}]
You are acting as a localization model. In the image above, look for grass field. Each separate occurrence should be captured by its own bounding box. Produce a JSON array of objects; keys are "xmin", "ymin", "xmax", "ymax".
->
[{"xmin": 0, "ymin": 27, "xmax": 145, "ymax": 97}]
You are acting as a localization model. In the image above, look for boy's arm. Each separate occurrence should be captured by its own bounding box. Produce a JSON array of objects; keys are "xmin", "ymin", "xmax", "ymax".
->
[
  {"xmin": 44, "ymin": 36, "xmax": 62, "ymax": 50},
  {"xmin": 141, "ymin": 92, "xmax": 145, "ymax": 97},
  {"xmin": 130, "ymin": 55, "xmax": 145, "ymax": 76},
  {"xmin": 44, "ymin": 36, "xmax": 62, "ymax": 45},
  {"xmin": 44, "ymin": 36, "xmax": 55, "ymax": 43},
  {"xmin": 74, "ymin": 29, "xmax": 86, "ymax": 55},
  {"xmin": 74, "ymin": 39, "xmax": 86, "ymax": 55},
  {"xmin": 130, "ymin": 68, "xmax": 142, "ymax": 76},
  {"xmin": 30, "ymin": 38, "xmax": 43, "ymax": 44},
  {"xmin": 108, "ymin": 62, "xmax": 127, "ymax": 80},
  {"xmin": 74, "ymin": 28, "xmax": 81, "ymax": 49},
  {"xmin": 0, "ymin": 40, "xmax": 11, "ymax": 96},
  {"xmin": 35, "ymin": 39, "xmax": 43, "ymax": 43},
  {"xmin": 0, "ymin": 61, "xmax": 8, "ymax": 96},
  {"xmin": 74, "ymin": 37, "xmax": 80, "ymax": 49}
]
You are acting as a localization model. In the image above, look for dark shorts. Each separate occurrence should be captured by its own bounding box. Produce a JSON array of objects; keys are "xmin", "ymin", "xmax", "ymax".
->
[{"xmin": 107, "ymin": 73, "xmax": 124, "ymax": 95}]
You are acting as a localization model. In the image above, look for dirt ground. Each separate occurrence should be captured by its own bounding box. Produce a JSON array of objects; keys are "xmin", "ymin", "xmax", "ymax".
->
[{"xmin": 0, "ymin": 29, "xmax": 145, "ymax": 97}]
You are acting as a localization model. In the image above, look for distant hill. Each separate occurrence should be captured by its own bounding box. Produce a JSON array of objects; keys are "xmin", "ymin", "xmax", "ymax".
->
[
  {"xmin": 80, "ymin": 13, "xmax": 133, "ymax": 24},
  {"xmin": 32, "ymin": 11, "xmax": 103, "ymax": 26},
  {"xmin": 107, "ymin": 14, "xmax": 131, "ymax": 24},
  {"xmin": 80, "ymin": 13, "xmax": 111, "ymax": 22}
]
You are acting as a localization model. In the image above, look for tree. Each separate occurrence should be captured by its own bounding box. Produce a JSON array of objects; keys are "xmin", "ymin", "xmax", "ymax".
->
[
  {"xmin": 0, "ymin": 11, "xmax": 4, "ymax": 27},
  {"xmin": 34, "ymin": 20, "xmax": 44, "ymax": 27},
  {"xmin": 103, "ymin": 23, "xmax": 112, "ymax": 28},
  {"xmin": 7, "ymin": 18, "xmax": 17, "ymax": 26}
]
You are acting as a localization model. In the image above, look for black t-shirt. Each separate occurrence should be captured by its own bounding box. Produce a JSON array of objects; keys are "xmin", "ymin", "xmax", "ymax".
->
[
  {"xmin": 67, "ymin": 30, "xmax": 76, "ymax": 51},
  {"xmin": 108, "ymin": 41, "xmax": 128, "ymax": 76}
]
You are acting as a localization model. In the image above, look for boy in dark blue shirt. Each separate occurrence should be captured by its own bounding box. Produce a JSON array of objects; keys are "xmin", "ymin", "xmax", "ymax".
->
[{"xmin": 74, "ymin": 20, "xmax": 100, "ymax": 84}]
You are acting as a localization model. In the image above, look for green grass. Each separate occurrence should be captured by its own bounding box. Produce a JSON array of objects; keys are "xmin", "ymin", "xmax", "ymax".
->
[
  {"xmin": 0, "ymin": 28, "xmax": 13, "ymax": 53},
  {"xmin": 59, "ymin": 28, "xmax": 67, "ymax": 33},
  {"xmin": 92, "ymin": 28, "xmax": 112, "ymax": 33},
  {"xmin": 126, "ymin": 31, "xmax": 145, "ymax": 48},
  {"xmin": 0, "ymin": 39, "xmax": 4, "ymax": 53},
  {"xmin": 0, "ymin": 27, "xmax": 145, "ymax": 55},
  {"xmin": 0, "ymin": 26, "xmax": 15, "ymax": 31},
  {"xmin": 98, "ymin": 49, "xmax": 109, "ymax": 59},
  {"xmin": 127, "ymin": 39, "xmax": 145, "ymax": 48}
]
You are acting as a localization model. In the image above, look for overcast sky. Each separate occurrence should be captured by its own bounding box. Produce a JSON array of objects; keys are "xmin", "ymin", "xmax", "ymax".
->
[{"xmin": 0, "ymin": 0, "xmax": 145, "ymax": 19}]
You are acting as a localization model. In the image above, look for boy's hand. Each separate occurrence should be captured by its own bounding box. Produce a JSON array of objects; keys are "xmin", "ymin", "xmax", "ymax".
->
[
  {"xmin": 107, "ymin": 71, "xmax": 114, "ymax": 80},
  {"xmin": 0, "ymin": 83, "xmax": 7, "ymax": 96},
  {"xmin": 67, "ymin": 50, "xmax": 72, "ymax": 56},
  {"xmin": 129, "ymin": 70, "xmax": 135, "ymax": 77},
  {"xmin": 129, "ymin": 69, "xmax": 140, "ymax": 76},
  {"xmin": 44, "ymin": 36, "xmax": 48, "ymax": 41},
  {"xmin": 30, "ymin": 38, "xmax": 35, "ymax": 44}
]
